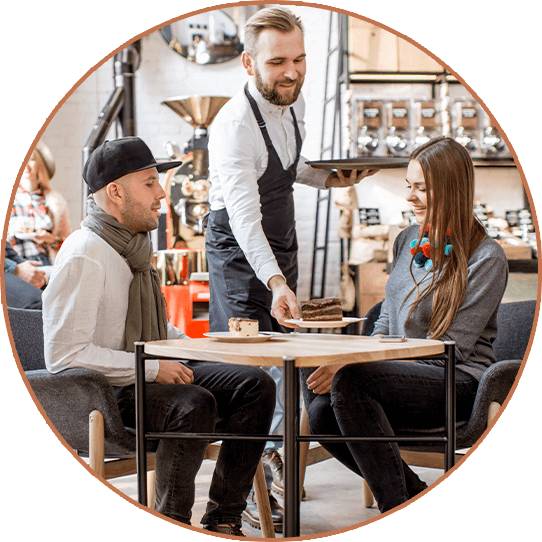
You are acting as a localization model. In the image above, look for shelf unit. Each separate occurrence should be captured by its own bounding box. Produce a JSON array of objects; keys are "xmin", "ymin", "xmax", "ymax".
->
[{"xmin": 310, "ymin": 14, "xmax": 530, "ymax": 310}]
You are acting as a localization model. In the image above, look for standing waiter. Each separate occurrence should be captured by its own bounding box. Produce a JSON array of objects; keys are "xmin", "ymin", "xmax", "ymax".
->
[
  {"xmin": 207, "ymin": 6, "xmax": 375, "ymax": 333},
  {"xmin": 206, "ymin": 6, "xmax": 376, "ymax": 530}
]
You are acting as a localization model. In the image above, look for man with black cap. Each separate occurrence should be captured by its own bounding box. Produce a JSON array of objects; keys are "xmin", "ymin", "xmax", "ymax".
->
[{"xmin": 42, "ymin": 136, "xmax": 275, "ymax": 536}]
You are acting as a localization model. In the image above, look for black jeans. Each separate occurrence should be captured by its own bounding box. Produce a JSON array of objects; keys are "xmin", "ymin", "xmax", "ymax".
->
[
  {"xmin": 4, "ymin": 271, "xmax": 42, "ymax": 309},
  {"xmin": 305, "ymin": 361, "xmax": 478, "ymax": 513},
  {"xmin": 115, "ymin": 361, "xmax": 275, "ymax": 525}
]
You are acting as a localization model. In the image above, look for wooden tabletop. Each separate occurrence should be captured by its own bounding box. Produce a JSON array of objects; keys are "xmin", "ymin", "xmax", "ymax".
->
[{"xmin": 144, "ymin": 334, "xmax": 445, "ymax": 367}]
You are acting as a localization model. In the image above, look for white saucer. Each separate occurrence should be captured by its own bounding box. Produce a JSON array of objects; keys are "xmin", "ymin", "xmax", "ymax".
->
[
  {"xmin": 203, "ymin": 332, "xmax": 275, "ymax": 343},
  {"xmin": 14, "ymin": 232, "xmax": 37, "ymax": 240}
]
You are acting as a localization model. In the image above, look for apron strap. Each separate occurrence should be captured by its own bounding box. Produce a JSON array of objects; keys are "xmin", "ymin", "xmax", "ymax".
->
[
  {"xmin": 289, "ymin": 107, "xmax": 302, "ymax": 170},
  {"xmin": 244, "ymin": 82, "xmax": 302, "ymax": 171},
  {"xmin": 244, "ymin": 83, "xmax": 274, "ymax": 148}
]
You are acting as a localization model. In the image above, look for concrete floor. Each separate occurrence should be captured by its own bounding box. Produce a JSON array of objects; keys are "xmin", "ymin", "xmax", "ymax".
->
[{"xmin": 109, "ymin": 454, "xmax": 444, "ymax": 538}]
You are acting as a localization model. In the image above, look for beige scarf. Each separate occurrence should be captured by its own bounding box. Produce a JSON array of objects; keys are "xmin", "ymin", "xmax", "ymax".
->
[{"xmin": 82, "ymin": 196, "xmax": 168, "ymax": 351}]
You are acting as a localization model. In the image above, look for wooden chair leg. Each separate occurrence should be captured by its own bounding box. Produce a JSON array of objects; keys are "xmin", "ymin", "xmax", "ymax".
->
[
  {"xmin": 488, "ymin": 401, "xmax": 502, "ymax": 426},
  {"xmin": 89, "ymin": 410, "xmax": 105, "ymax": 477},
  {"xmin": 147, "ymin": 470, "xmax": 156, "ymax": 510},
  {"xmin": 253, "ymin": 459, "xmax": 275, "ymax": 538},
  {"xmin": 299, "ymin": 403, "xmax": 310, "ymax": 499},
  {"xmin": 362, "ymin": 478, "xmax": 374, "ymax": 508}
]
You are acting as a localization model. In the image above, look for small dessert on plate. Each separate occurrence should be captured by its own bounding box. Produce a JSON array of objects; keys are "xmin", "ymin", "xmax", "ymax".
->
[{"xmin": 229, "ymin": 317, "xmax": 259, "ymax": 337}]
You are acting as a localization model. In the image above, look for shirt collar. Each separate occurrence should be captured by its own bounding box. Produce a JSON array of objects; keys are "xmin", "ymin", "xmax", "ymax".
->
[{"xmin": 18, "ymin": 184, "xmax": 44, "ymax": 197}]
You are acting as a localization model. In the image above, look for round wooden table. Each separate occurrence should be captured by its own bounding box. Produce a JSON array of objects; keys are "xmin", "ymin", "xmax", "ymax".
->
[{"xmin": 134, "ymin": 334, "xmax": 455, "ymax": 537}]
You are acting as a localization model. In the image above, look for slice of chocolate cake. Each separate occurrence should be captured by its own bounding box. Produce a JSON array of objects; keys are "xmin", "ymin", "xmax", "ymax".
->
[{"xmin": 300, "ymin": 298, "xmax": 343, "ymax": 321}]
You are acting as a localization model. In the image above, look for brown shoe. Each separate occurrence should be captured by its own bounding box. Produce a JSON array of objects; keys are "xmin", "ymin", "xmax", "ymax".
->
[{"xmin": 203, "ymin": 523, "xmax": 246, "ymax": 537}]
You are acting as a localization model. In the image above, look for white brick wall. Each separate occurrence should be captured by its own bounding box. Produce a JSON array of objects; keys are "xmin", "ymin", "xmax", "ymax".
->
[{"xmin": 37, "ymin": 4, "xmax": 526, "ymax": 302}]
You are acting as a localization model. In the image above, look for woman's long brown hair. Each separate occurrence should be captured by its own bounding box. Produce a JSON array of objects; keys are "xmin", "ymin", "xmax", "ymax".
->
[{"xmin": 407, "ymin": 137, "xmax": 487, "ymax": 339}]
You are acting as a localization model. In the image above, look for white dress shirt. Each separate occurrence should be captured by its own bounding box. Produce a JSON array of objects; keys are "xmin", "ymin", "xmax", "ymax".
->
[
  {"xmin": 43, "ymin": 228, "xmax": 187, "ymax": 386},
  {"xmin": 208, "ymin": 78, "xmax": 330, "ymax": 288}
]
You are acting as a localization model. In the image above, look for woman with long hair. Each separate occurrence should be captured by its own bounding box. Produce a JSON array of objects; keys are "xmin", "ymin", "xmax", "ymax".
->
[
  {"xmin": 302, "ymin": 136, "xmax": 508, "ymax": 512},
  {"xmin": 8, "ymin": 141, "xmax": 71, "ymax": 267}
]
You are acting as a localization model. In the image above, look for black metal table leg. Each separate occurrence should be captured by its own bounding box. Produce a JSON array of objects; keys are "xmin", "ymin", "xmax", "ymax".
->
[
  {"xmin": 133, "ymin": 340, "xmax": 456, "ymax": 533},
  {"xmin": 283, "ymin": 355, "xmax": 300, "ymax": 538},
  {"xmin": 135, "ymin": 341, "xmax": 148, "ymax": 506},
  {"xmin": 444, "ymin": 341, "xmax": 456, "ymax": 471}
]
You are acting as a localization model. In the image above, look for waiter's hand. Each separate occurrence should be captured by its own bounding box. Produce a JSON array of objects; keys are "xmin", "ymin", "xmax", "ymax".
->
[
  {"xmin": 155, "ymin": 360, "xmax": 194, "ymax": 384},
  {"xmin": 325, "ymin": 169, "xmax": 379, "ymax": 188},
  {"xmin": 268, "ymin": 275, "xmax": 300, "ymax": 328}
]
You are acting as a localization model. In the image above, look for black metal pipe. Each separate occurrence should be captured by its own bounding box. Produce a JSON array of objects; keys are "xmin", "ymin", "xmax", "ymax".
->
[
  {"xmin": 81, "ymin": 41, "xmax": 140, "ymax": 208},
  {"xmin": 115, "ymin": 46, "xmax": 138, "ymax": 137},
  {"xmin": 81, "ymin": 87, "xmax": 124, "ymax": 207},
  {"xmin": 83, "ymin": 87, "xmax": 125, "ymax": 157},
  {"xmin": 145, "ymin": 433, "xmax": 279, "ymax": 441},
  {"xmin": 142, "ymin": 433, "xmax": 447, "ymax": 443}
]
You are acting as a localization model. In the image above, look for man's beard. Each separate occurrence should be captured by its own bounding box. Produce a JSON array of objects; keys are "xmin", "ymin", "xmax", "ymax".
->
[{"xmin": 254, "ymin": 66, "xmax": 304, "ymax": 106}]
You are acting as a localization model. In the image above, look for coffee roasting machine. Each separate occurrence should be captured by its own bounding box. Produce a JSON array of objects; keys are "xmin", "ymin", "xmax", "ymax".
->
[
  {"xmin": 154, "ymin": 95, "xmax": 230, "ymax": 336},
  {"xmin": 161, "ymin": 95, "xmax": 230, "ymax": 244}
]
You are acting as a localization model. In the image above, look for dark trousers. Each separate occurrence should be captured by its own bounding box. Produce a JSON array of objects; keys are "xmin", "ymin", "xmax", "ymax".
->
[
  {"xmin": 4, "ymin": 271, "xmax": 42, "ymax": 309},
  {"xmin": 304, "ymin": 361, "xmax": 478, "ymax": 512},
  {"xmin": 115, "ymin": 362, "xmax": 275, "ymax": 525}
]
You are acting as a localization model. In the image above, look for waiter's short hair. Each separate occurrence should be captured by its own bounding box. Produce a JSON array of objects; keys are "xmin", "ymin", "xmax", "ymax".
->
[{"xmin": 244, "ymin": 6, "xmax": 304, "ymax": 57}]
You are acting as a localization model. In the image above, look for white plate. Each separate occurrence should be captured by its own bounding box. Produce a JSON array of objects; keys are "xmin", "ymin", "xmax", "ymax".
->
[
  {"xmin": 203, "ymin": 332, "xmax": 275, "ymax": 343},
  {"xmin": 284, "ymin": 317, "xmax": 366, "ymax": 328},
  {"xmin": 14, "ymin": 232, "xmax": 37, "ymax": 240}
]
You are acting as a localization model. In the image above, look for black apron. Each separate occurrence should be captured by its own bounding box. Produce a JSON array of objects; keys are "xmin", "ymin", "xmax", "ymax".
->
[{"xmin": 205, "ymin": 84, "xmax": 302, "ymax": 332}]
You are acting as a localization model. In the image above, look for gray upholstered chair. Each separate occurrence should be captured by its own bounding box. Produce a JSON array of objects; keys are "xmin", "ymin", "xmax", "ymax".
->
[
  {"xmin": 8, "ymin": 307, "xmax": 159, "ymax": 497},
  {"xmin": 7, "ymin": 307, "xmax": 275, "ymax": 537}
]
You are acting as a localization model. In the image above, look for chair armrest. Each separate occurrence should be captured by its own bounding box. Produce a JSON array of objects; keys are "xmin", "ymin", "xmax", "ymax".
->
[
  {"xmin": 459, "ymin": 359, "xmax": 521, "ymax": 446},
  {"xmin": 25, "ymin": 368, "xmax": 139, "ymax": 457},
  {"xmin": 474, "ymin": 359, "xmax": 522, "ymax": 410}
]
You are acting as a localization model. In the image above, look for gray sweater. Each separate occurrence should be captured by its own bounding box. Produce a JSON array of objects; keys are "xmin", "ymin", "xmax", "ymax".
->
[{"xmin": 373, "ymin": 225, "xmax": 509, "ymax": 380}]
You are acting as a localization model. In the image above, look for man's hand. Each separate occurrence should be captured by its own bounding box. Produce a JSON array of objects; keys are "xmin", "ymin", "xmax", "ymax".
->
[
  {"xmin": 268, "ymin": 275, "xmax": 300, "ymax": 328},
  {"xmin": 306, "ymin": 364, "xmax": 345, "ymax": 395},
  {"xmin": 13, "ymin": 260, "xmax": 47, "ymax": 288},
  {"xmin": 155, "ymin": 360, "xmax": 194, "ymax": 384},
  {"xmin": 325, "ymin": 168, "xmax": 379, "ymax": 188}
]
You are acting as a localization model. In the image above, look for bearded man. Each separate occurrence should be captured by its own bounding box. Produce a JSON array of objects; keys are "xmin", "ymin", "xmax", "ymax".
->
[
  {"xmin": 205, "ymin": 6, "xmax": 376, "ymax": 533},
  {"xmin": 207, "ymin": 6, "xmax": 372, "ymax": 332}
]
